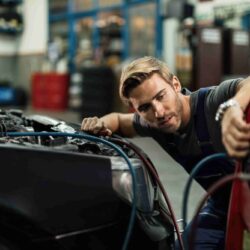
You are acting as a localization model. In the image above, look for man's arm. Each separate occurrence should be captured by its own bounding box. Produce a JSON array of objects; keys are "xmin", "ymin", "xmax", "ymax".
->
[
  {"xmin": 81, "ymin": 113, "xmax": 137, "ymax": 138},
  {"xmin": 221, "ymin": 77, "xmax": 250, "ymax": 158}
]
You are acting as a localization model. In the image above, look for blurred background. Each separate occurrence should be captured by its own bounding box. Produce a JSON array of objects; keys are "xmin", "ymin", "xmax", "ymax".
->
[
  {"xmin": 0, "ymin": 0, "xmax": 250, "ymax": 121},
  {"xmin": 0, "ymin": 0, "xmax": 250, "ymax": 221}
]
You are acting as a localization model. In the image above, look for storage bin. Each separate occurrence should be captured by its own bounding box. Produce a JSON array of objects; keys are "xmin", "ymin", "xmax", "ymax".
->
[{"xmin": 31, "ymin": 72, "xmax": 69, "ymax": 111}]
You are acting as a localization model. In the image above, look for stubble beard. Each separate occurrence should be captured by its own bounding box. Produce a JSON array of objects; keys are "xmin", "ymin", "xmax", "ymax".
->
[{"xmin": 157, "ymin": 95, "xmax": 183, "ymax": 134}]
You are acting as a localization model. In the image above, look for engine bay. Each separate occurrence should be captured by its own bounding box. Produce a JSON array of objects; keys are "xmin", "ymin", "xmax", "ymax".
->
[
  {"xmin": 0, "ymin": 109, "xmax": 175, "ymax": 250},
  {"xmin": 0, "ymin": 109, "xmax": 136, "ymax": 157}
]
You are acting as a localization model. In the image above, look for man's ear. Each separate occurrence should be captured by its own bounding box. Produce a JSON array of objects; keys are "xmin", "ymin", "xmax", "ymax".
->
[{"xmin": 172, "ymin": 76, "xmax": 182, "ymax": 92}]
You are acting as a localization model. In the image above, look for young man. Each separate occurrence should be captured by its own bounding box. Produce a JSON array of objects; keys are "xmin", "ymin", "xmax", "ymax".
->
[{"xmin": 81, "ymin": 56, "xmax": 250, "ymax": 249}]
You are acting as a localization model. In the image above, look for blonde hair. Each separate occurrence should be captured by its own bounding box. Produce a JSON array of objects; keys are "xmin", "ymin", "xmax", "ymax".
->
[{"xmin": 119, "ymin": 56, "xmax": 173, "ymax": 105}]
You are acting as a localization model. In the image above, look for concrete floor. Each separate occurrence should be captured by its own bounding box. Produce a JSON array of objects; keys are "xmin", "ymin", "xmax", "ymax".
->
[{"xmin": 130, "ymin": 137, "xmax": 205, "ymax": 224}]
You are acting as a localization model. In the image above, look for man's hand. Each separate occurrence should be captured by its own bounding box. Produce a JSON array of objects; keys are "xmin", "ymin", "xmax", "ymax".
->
[
  {"xmin": 81, "ymin": 117, "xmax": 112, "ymax": 136},
  {"xmin": 221, "ymin": 105, "xmax": 250, "ymax": 158}
]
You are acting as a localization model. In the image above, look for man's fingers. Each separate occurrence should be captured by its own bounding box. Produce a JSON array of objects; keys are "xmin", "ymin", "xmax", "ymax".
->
[
  {"xmin": 98, "ymin": 128, "xmax": 112, "ymax": 136},
  {"xmin": 81, "ymin": 117, "xmax": 100, "ymax": 131},
  {"xmin": 231, "ymin": 117, "xmax": 250, "ymax": 133},
  {"xmin": 81, "ymin": 117, "xmax": 112, "ymax": 136},
  {"xmin": 92, "ymin": 121, "xmax": 104, "ymax": 133},
  {"xmin": 223, "ymin": 133, "xmax": 250, "ymax": 158},
  {"xmin": 226, "ymin": 147, "xmax": 249, "ymax": 159},
  {"xmin": 223, "ymin": 133, "xmax": 250, "ymax": 149},
  {"xmin": 225, "ymin": 125, "xmax": 250, "ymax": 142},
  {"xmin": 222, "ymin": 110, "xmax": 250, "ymax": 158}
]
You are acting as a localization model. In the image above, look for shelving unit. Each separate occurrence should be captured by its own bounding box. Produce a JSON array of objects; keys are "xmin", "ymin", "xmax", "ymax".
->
[
  {"xmin": 48, "ymin": 0, "xmax": 162, "ymax": 73},
  {"xmin": 0, "ymin": 0, "xmax": 22, "ymax": 6},
  {"xmin": 0, "ymin": 0, "xmax": 23, "ymax": 34}
]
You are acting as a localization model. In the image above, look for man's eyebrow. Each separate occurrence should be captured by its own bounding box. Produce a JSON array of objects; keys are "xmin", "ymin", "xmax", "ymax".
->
[
  {"xmin": 153, "ymin": 88, "xmax": 166, "ymax": 99},
  {"xmin": 152, "ymin": 88, "xmax": 166, "ymax": 100}
]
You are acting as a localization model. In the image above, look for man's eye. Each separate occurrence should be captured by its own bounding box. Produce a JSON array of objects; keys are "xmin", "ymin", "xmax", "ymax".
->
[
  {"xmin": 139, "ymin": 104, "xmax": 150, "ymax": 112},
  {"xmin": 157, "ymin": 94, "xmax": 165, "ymax": 101}
]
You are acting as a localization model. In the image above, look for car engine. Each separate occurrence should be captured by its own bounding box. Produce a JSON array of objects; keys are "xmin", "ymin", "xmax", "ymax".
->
[{"xmin": 0, "ymin": 109, "xmax": 175, "ymax": 250}]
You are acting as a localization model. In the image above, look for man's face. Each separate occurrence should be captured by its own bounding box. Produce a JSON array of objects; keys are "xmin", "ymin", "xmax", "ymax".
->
[{"xmin": 129, "ymin": 73, "xmax": 183, "ymax": 133}]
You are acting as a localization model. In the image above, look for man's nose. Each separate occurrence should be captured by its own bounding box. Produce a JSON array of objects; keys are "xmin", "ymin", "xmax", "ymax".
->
[{"xmin": 153, "ymin": 101, "xmax": 164, "ymax": 118}]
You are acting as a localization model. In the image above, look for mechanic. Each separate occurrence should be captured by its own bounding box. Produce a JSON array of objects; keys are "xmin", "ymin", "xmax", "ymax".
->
[{"xmin": 81, "ymin": 56, "xmax": 250, "ymax": 249}]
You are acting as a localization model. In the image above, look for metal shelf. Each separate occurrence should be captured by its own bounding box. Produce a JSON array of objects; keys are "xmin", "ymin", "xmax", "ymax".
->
[
  {"xmin": 0, "ymin": 0, "xmax": 23, "ymax": 35},
  {"xmin": 0, "ymin": 0, "xmax": 22, "ymax": 6},
  {"xmin": 49, "ymin": 0, "xmax": 161, "ymax": 73},
  {"xmin": 0, "ymin": 27, "xmax": 22, "ymax": 34}
]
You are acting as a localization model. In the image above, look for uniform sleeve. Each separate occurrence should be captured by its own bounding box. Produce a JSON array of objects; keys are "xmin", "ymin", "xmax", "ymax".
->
[
  {"xmin": 206, "ymin": 78, "xmax": 242, "ymax": 113},
  {"xmin": 132, "ymin": 113, "xmax": 152, "ymax": 137}
]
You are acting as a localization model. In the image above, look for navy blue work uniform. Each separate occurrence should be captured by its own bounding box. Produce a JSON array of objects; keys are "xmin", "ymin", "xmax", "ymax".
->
[{"xmin": 175, "ymin": 88, "xmax": 235, "ymax": 250}]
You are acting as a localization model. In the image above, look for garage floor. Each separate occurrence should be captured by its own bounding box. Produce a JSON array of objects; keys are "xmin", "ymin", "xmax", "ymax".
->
[{"xmin": 130, "ymin": 137, "xmax": 205, "ymax": 225}]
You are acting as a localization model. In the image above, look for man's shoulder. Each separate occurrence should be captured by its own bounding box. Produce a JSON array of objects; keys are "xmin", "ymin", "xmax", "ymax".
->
[
  {"xmin": 192, "ymin": 78, "xmax": 242, "ymax": 105},
  {"xmin": 219, "ymin": 77, "xmax": 243, "ymax": 85},
  {"xmin": 207, "ymin": 78, "xmax": 242, "ymax": 99}
]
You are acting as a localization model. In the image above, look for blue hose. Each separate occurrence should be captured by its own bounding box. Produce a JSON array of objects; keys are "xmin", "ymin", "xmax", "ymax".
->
[{"xmin": 181, "ymin": 153, "xmax": 228, "ymax": 229}]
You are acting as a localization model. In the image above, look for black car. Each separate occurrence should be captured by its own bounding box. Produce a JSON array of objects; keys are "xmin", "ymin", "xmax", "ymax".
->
[{"xmin": 0, "ymin": 109, "xmax": 176, "ymax": 250}]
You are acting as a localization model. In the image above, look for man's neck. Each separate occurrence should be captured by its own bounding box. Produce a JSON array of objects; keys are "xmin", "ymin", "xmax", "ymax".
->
[{"xmin": 180, "ymin": 94, "xmax": 191, "ymax": 131}]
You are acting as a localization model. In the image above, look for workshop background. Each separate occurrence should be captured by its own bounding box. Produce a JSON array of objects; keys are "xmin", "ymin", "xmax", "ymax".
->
[{"xmin": 0, "ymin": 0, "xmax": 250, "ymax": 224}]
